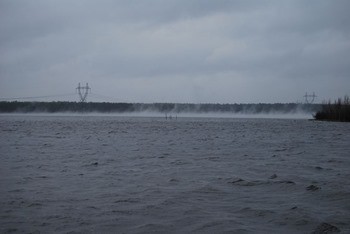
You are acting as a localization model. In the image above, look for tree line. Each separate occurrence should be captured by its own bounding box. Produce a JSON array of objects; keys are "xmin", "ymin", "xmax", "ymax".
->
[
  {"xmin": 0, "ymin": 101, "xmax": 321, "ymax": 114},
  {"xmin": 314, "ymin": 96, "xmax": 350, "ymax": 122}
]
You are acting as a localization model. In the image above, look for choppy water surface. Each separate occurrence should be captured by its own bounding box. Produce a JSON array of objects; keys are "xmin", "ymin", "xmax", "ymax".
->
[{"xmin": 0, "ymin": 115, "xmax": 349, "ymax": 233}]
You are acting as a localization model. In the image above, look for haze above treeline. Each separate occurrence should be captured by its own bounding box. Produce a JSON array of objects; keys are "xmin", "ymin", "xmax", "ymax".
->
[{"xmin": 0, "ymin": 101, "xmax": 320, "ymax": 114}]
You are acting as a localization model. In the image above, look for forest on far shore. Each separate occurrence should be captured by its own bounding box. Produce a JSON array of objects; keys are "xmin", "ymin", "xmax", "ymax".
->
[{"xmin": 0, "ymin": 101, "xmax": 320, "ymax": 114}]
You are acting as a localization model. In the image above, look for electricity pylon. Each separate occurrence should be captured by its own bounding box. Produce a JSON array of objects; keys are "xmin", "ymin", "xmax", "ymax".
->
[
  {"xmin": 304, "ymin": 92, "xmax": 317, "ymax": 104},
  {"xmin": 76, "ymin": 83, "xmax": 91, "ymax": 102}
]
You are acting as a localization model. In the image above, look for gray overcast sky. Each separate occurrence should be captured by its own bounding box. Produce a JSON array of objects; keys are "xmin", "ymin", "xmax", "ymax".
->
[{"xmin": 0, "ymin": 0, "xmax": 349, "ymax": 103}]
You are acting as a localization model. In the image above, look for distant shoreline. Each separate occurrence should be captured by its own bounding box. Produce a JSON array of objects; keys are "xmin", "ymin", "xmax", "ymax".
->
[{"xmin": 0, "ymin": 101, "xmax": 320, "ymax": 116}]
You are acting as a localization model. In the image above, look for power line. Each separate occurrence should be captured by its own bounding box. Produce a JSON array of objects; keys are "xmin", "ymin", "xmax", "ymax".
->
[
  {"xmin": 0, "ymin": 93, "xmax": 76, "ymax": 101},
  {"xmin": 89, "ymin": 92, "xmax": 127, "ymax": 103},
  {"xmin": 1, "ymin": 83, "xmax": 126, "ymax": 103}
]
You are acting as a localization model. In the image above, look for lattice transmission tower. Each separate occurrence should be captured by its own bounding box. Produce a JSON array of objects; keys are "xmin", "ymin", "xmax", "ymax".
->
[
  {"xmin": 76, "ymin": 83, "xmax": 91, "ymax": 102},
  {"xmin": 304, "ymin": 92, "xmax": 317, "ymax": 104}
]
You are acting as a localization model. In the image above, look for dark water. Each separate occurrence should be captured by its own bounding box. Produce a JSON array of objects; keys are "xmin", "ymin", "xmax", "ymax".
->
[{"xmin": 0, "ymin": 115, "xmax": 349, "ymax": 233}]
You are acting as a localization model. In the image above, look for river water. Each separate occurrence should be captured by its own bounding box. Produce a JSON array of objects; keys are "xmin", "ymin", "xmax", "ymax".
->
[{"xmin": 0, "ymin": 114, "xmax": 349, "ymax": 233}]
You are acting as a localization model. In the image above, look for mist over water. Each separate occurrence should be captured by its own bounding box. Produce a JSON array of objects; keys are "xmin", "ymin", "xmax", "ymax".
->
[
  {"xmin": 106, "ymin": 111, "xmax": 313, "ymax": 120},
  {"xmin": 0, "ymin": 104, "xmax": 315, "ymax": 120},
  {"xmin": 1, "ymin": 115, "xmax": 349, "ymax": 233}
]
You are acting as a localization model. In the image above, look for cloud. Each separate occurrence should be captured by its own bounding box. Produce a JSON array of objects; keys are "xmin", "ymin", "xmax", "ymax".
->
[{"xmin": 0, "ymin": 0, "xmax": 349, "ymax": 103}]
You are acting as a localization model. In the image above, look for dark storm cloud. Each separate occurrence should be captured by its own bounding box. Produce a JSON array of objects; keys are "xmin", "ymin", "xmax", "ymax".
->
[{"xmin": 0, "ymin": 0, "xmax": 349, "ymax": 103}]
